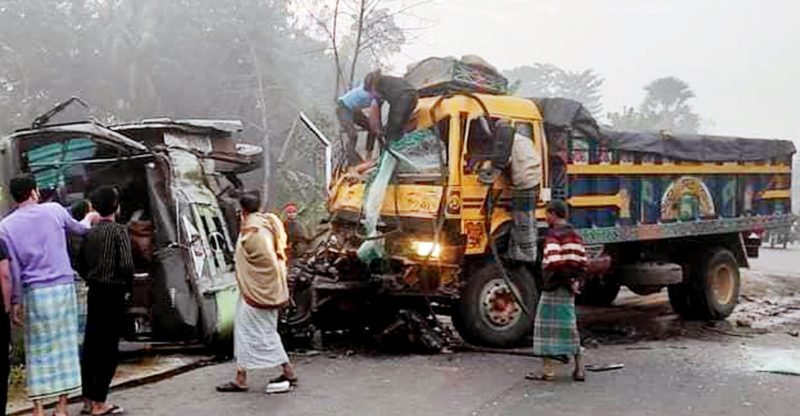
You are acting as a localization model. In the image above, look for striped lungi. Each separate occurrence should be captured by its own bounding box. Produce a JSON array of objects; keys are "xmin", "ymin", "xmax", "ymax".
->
[
  {"xmin": 234, "ymin": 299, "xmax": 289, "ymax": 370},
  {"xmin": 532, "ymin": 287, "xmax": 581, "ymax": 357},
  {"xmin": 24, "ymin": 282, "xmax": 82, "ymax": 399}
]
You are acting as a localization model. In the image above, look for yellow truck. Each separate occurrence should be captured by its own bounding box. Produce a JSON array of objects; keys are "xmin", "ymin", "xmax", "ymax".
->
[{"xmin": 288, "ymin": 65, "xmax": 796, "ymax": 348}]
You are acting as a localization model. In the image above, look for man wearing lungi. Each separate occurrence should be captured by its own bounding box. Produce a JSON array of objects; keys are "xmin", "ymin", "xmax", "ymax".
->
[
  {"xmin": 528, "ymin": 200, "xmax": 588, "ymax": 382},
  {"xmin": 0, "ymin": 175, "xmax": 98, "ymax": 415},
  {"xmin": 217, "ymin": 192, "xmax": 297, "ymax": 393},
  {"xmin": 477, "ymin": 120, "xmax": 542, "ymax": 264},
  {"xmin": 0, "ymin": 240, "xmax": 11, "ymax": 415}
]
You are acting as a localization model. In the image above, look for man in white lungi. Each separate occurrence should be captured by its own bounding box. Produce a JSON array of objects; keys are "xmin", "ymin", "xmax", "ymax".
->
[{"xmin": 217, "ymin": 192, "xmax": 298, "ymax": 393}]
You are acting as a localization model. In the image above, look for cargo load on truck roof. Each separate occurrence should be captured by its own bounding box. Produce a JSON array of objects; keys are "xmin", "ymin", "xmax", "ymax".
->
[
  {"xmin": 404, "ymin": 55, "xmax": 510, "ymax": 97},
  {"xmin": 532, "ymin": 97, "xmax": 797, "ymax": 162}
]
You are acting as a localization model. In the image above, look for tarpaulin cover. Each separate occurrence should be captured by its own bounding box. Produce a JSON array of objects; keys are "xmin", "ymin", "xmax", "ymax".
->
[
  {"xmin": 604, "ymin": 130, "xmax": 796, "ymax": 162},
  {"xmin": 531, "ymin": 97, "xmax": 796, "ymax": 162},
  {"xmin": 531, "ymin": 97, "xmax": 602, "ymax": 140}
]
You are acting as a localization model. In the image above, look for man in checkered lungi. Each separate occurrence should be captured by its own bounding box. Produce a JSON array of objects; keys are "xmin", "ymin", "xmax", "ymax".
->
[
  {"xmin": 0, "ymin": 176, "xmax": 99, "ymax": 416},
  {"xmin": 527, "ymin": 200, "xmax": 588, "ymax": 382}
]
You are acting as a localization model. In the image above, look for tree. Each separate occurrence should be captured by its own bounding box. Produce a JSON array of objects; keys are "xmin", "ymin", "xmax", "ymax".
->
[
  {"xmin": 640, "ymin": 77, "xmax": 700, "ymax": 133},
  {"xmin": 0, "ymin": 0, "xmax": 340, "ymax": 209},
  {"xmin": 608, "ymin": 76, "xmax": 701, "ymax": 133},
  {"xmin": 296, "ymin": 0, "xmax": 416, "ymax": 167},
  {"xmin": 504, "ymin": 64, "xmax": 604, "ymax": 115},
  {"xmin": 607, "ymin": 106, "xmax": 649, "ymax": 131},
  {"xmin": 300, "ymin": 0, "xmax": 414, "ymax": 96}
]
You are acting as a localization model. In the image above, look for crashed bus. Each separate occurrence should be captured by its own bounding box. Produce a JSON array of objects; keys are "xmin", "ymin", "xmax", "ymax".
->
[
  {"xmin": 0, "ymin": 103, "xmax": 261, "ymax": 347},
  {"xmin": 285, "ymin": 57, "xmax": 797, "ymax": 348}
]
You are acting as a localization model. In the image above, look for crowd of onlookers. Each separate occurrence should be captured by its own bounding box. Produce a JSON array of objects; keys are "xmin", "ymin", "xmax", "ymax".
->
[
  {"xmin": 0, "ymin": 175, "xmax": 304, "ymax": 415},
  {"xmin": 0, "ymin": 175, "xmax": 129, "ymax": 415}
]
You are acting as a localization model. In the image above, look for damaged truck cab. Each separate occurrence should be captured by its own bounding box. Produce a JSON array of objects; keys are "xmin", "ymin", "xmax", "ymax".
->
[{"xmin": 0, "ymin": 117, "xmax": 261, "ymax": 347}]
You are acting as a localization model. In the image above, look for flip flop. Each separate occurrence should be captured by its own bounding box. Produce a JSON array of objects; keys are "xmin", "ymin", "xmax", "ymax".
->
[
  {"xmin": 524, "ymin": 372, "xmax": 555, "ymax": 381},
  {"xmin": 573, "ymin": 371, "xmax": 586, "ymax": 382},
  {"xmin": 92, "ymin": 405, "xmax": 125, "ymax": 415},
  {"xmin": 216, "ymin": 381, "xmax": 250, "ymax": 392}
]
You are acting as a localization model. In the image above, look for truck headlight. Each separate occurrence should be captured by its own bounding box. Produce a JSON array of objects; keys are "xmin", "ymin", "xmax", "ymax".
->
[{"xmin": 412, "ymin": 241, "xmax": 441, "ymax": 258}]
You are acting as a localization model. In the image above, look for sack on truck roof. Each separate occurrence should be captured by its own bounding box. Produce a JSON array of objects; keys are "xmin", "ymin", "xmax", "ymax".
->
[{"xmin": 404, "ymin": 56, "xmax": 509, "ymax": 97}]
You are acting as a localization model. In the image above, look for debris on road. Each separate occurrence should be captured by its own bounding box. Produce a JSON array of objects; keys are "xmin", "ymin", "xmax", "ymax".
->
[
  {"xmin": 758, "ymin": 369, "xmax": 800, "ymax": 377},
  {"xmin": 585, "ymin": 363, "xmax": 625, "ymax": 372},
  {"xmin": 265, "ymin": 381, "xmax": 292, "ymax": 394}
]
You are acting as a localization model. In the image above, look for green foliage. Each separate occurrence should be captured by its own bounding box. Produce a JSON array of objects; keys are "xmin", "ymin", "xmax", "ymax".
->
[
  {"xmin": 273, "ymin": 109, "xmax": 337, "ymax": 226},
  {"xmin": 608, "ymin": 76, "xmax": 701, "ymax": 133},
  {"xmin": 0, "ymin": 0, "xmax": 411, "ymax": 219},
  {"xmin": 0, "ymin": 0, "xmax": 337, "ymax": 145},
  {"xmin": 504, "ymin": 63, "xmax": 604, "ymax": 115}
]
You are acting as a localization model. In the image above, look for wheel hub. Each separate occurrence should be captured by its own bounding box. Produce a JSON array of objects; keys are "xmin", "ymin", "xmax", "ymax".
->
[
  {"xmin": 479, "ymin": 278, "xmax": 523, "ymax": 329},
  {"xmin": 711, "ymin": 264, "xmax": 735, "ymax": 305}
]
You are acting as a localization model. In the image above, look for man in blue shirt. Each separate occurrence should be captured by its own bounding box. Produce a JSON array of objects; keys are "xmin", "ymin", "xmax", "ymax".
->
[{"xmin": 337, "ymin": 85, "xmax": 379, "ymax": 165}]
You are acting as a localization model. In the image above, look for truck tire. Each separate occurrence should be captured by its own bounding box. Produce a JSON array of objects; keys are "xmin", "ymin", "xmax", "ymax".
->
[
  {"xmin": 453, "ymin": 261, "xmax": 537, "ymax": 348},
  {"xmin": 683, "ymin": 247, "xmax": 741, "ymax": 320},
  {"xmin": 667, "ymin": 283, "xmax": 696, "ymax": 318},
  {"xmin": 576, "ymin": 278, "xmax": 621, "ymax": 306}
]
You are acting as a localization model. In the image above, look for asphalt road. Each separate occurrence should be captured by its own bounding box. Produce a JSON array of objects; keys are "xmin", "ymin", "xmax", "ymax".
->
[
  {"xmin": 60, "ymin": 247, "xmax": 800, "ymax": 416},
  {"xmin": 750, "ymin": 245, "xmax": 800, "ymax": 277}
]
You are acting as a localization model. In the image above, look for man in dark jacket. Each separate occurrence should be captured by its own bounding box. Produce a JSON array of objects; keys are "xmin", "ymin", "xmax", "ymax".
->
[
  {"xmin": 78, "ymin": 186, "xmax": 133, "ymax": 415},
  {"xmin": 364, "ymin": 71, "xmax": 419, "ymax": 145}
]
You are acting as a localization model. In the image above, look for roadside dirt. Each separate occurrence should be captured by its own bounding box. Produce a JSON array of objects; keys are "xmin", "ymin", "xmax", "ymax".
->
[{"xmin": 580, "ymin": 246, "xmax": 800, "ymax": 347}]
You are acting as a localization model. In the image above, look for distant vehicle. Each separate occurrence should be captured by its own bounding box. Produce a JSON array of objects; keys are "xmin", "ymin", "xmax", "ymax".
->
[
  {"xmin": 0, "ymin": 99, "xmax": 261, "ymax": 347},
  {"xmin": 764, "ymin": 227, "xmax": 791, "ymax": 249}
]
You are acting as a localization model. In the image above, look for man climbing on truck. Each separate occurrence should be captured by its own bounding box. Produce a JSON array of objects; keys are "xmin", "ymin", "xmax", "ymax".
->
[
  {"xmin": 364, "ymin": 70, "xmax": 419, "ymax": 146},
  {"xmin": 479, "ymin": 120, "xmax": 542, "ymax": 263},
  {"xmin": 336, "ymin": 84, "xmax": 378, "ymax": 165}
]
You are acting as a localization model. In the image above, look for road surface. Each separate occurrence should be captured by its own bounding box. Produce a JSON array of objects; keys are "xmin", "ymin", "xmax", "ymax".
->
[{"xmin": 55, "ymin": 248, "xmax": 800, "ymax": 416}]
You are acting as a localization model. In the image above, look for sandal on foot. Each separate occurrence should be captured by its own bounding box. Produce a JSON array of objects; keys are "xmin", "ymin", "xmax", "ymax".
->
[
  {"xmin": 269, "ymin": 374, "xmax": 299, "ymax": 387},
  {"xmin": 92, "ymin": 405, "xmax": 126, "ymax": 415},
  {"xmin": 573, "ymin": 371, "xmax": 586, "ymax": 382},
  {"xmin": 525, "ymin": 372, "xmax": 555, "ymax": 381},
  {"xmin": 216, "ymin": 381, "xmax": 249, "ymax": 392}
]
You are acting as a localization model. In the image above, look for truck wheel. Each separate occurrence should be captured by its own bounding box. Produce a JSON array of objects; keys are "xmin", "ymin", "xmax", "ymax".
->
[
  {"xmin": 453, "ymin": 261, "xmax": 537, "ymax": 347},
  {"xmin": 576, "ymin": 278, "xmax": 620, "ymax": 306},
  {"xmin": 667, "ymin": 283, "xmax": 696, "ymax": 318},
  {"xmin": 686, "ymin": 247, "xmax": 741, "ymax": 320}
]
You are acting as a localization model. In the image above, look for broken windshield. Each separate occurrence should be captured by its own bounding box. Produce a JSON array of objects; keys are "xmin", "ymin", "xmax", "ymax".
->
[{"xmin": 391, "ymin": 117, "xmax": 449, "ymax": 181}]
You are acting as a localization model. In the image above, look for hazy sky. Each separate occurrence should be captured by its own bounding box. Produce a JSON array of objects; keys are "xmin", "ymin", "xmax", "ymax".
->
[{"xmin": 391, "ymin": 0, "xmax": 800, "ymax": 144}]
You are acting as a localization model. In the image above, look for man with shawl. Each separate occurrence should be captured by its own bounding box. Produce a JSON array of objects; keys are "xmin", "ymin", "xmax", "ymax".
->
[{"xmin": 217, "ymin": 192, "xmax": 298, "ymax": 393}]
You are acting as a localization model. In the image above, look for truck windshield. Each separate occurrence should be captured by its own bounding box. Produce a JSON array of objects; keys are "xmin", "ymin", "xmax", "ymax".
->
[{"xmin": 393, "ymin": 116, "xmax": 449, "ymax": 183}]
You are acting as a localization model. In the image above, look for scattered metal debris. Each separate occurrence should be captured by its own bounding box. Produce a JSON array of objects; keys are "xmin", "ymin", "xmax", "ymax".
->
[
  {"xmin": 758, "ymin": 370, "xmax": 800, "ymax": 377},
  {"xmin": 585, "ymin": 363, "xmax": 625, "ymax": 372}
]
